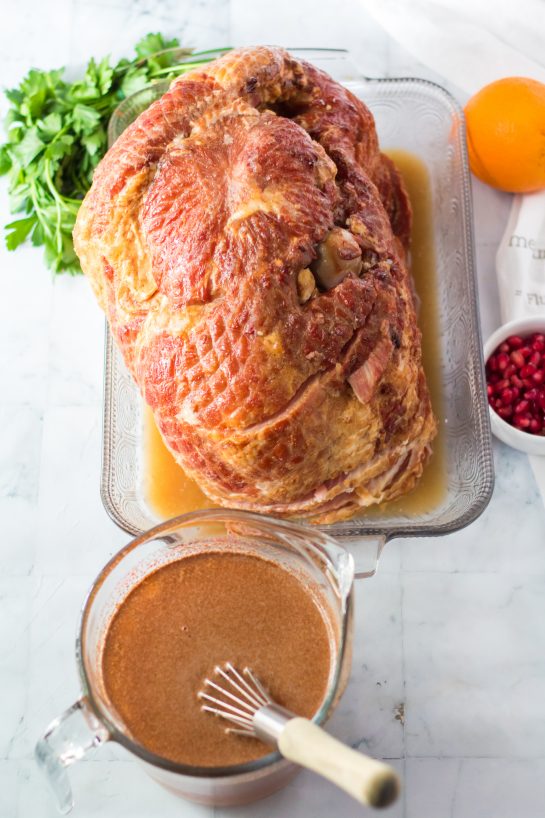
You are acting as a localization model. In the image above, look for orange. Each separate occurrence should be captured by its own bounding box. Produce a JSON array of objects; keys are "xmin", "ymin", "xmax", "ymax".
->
[{"xmin": 464, "ymin": 77, "xmax": 545, "ymax": 193}]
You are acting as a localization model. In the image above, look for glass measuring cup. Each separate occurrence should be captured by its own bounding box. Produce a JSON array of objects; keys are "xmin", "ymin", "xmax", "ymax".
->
[{"xmin": 35, "ymin": 510, "xmax": 355, "ymax": 813}]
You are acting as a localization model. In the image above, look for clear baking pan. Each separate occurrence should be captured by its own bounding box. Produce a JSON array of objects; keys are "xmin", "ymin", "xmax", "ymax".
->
[{"xmin": 100, "ymin": 48, "xmax": 493, "ymax": 565}]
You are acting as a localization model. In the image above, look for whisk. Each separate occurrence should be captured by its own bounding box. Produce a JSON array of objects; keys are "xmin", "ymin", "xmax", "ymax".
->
[{"xmin": 199, "ymin": 663, "xmax": 399, "ymax": 809}]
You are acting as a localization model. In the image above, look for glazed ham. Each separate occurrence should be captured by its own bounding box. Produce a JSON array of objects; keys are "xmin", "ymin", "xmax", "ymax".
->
[{"xmin": 74, "ymin": 46, "xmax": 436, "ymax": 523}]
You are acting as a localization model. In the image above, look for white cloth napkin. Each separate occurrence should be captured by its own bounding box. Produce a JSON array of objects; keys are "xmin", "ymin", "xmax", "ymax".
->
[
  {"xmin": 360, "ymin": 0, "xmax": 545, "ymax": 91},
  {"xmin": 496, "ymin": 191, "xmax": 545, "ymax": 498},
  {"xmin": 361, "ymin": 0, "xmax": 545, "ymax": 502},
  {"xmin": 496, "ymin": 193, "xmax": 545, "ymax": 323}
]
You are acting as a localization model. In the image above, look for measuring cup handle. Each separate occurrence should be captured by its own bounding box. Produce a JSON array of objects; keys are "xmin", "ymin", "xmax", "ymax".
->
[{"xmin": 35, "ymin": 697, "xmax": 110, "ymax": 814}]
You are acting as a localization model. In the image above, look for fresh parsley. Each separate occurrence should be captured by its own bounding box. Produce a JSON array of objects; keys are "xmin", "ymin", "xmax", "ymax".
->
[{"xmin": 0, "ymin": 35, "xmax": 227, "ymax": 274}]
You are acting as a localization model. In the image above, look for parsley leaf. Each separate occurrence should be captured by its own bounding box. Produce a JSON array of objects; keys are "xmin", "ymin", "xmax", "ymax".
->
[
  {"xmin": 120, "ymin": 66, "xmax": 150, "ymax": 98},
  {"xmin": 5, "ymin": 215, "xmax": 36, "ymax": 250},
  {"xmin": 44, "ymin": 133, "xmax": 74, "ymax": 162},
  {"xmin": 12, "ymin": 128, "xmax": 46, "ymax": 165},
  {"xmin": 0, "ymin": 145, "xmax": 11, "ymax": 175},
  {"xmin": 39, "ymin": 112, "xmax": 63, "ymax": 136},
  {"xmin": 135, "ymin": 32, "xmax": 179, "ymax": 59},
  {"xmin": 72, "ymin": 104, "xmax": 101, "ymax": 135},
  {"xmin": 81, "ymin": 129, "xmax": 105, "ymax": 157}
]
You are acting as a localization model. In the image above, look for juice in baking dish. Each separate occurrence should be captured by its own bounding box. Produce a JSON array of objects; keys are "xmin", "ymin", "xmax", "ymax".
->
[{"xmin": 142, "ymin": 151, "xmax": 446, "ymax": 520}]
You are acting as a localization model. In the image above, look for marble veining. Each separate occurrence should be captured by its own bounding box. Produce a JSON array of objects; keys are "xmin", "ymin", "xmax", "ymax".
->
[{"xmin": 1, "ymin": 1, "xmax": 544, "ymax": 816}]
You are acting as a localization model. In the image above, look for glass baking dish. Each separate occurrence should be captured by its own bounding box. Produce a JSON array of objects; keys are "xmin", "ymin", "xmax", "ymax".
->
[{"xmin": 100, "ymin": 48, "xmax": 493, "ymax": 556}]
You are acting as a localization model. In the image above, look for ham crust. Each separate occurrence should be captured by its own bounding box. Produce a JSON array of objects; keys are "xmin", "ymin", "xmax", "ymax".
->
[{"xmin": 74, "ymin": 46, "xmax": 436, "ymax": 523}]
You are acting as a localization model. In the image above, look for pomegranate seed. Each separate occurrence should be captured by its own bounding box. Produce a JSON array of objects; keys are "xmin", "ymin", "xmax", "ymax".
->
[
  {"xmin": 522, "ymin": 378, "xmax": 534, "ymax": 389},
  {"xmin": 495, "ymin": 378, "xmax": 510, "ymax": 392},
  {"xmin": 510, "ymin": 350, "xmax": 525, "ymax": 367},
  {"xmin": 520, "ymin": 364, "xmax": 537, "ymax": 378},
  {"xmin": 525, "ymin": 388, "xmax": 538, "ymax": 402},
  {"xmin": 530, "ymin": 351, "xmax": 542, "ymax": 367},
  {"xmin": 487, "ymin": 384, "xmax": 494, "ymax": 397},
  {"xmin": 532, "ymin": 333, "xmax": 545, "ymax": 345},
  {"xmin": 497, "ymin": 352, "xmax": 510, "ymax": 370},
  {"xmin": 533, "ymin": 370, "xmax": 545, "ymax": 385},
  {"xmin": 511, "ymin": 375, "xmax": 524, "ymax": 388},
  {"xmin": 530, "ymin": 418, "xmax": 543, "ymax": 433},
  {"xmin": 520, "ymin": 346, "xmax": 532, "ymax": 359},
  {"xmin": 498, "ymin": 405, "xmax": 513, "ymax": 420},
  {"xmin": 515, "ymin": 400, "xmax": 530, "ymax": 414},
  {"xmin": 499, "ymin": 342, "xmax": 510, "ymax": 353},
  {"xmin": 532, "ymin": 339, "xmax": 545, "ymax": 352},
  {"xmin": 507, "ymin": 335, "xmax": 524, "ymax": 349},
  {"xmin": 514, "ymin": 414, "xmax": 531, "ymax": 430},
  {"xmin": 504, "ymin": 364, "xmax": 516, "ymax": 378},
  {"xmin": 538, "ymin": 391, "xmax": 545, "ymax": 411},
  {"xmin": 500, "ymin": 388, "xmax": 514, "ymax": 404},
  {"xmin": 512, "ymin": 387, "xmax": 521, "ymax": 400}
]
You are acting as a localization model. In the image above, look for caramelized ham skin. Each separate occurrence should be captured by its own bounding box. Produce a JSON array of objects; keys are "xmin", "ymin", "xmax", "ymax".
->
[{"xmin": 74, "ymin": 46, "xmax": 436, "ymax": 522}]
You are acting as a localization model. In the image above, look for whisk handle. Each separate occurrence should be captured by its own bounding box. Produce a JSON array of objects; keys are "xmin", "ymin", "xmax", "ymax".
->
[{"xmin": 278, "ymin": 718, "xmax": 400, "ymax": 809}]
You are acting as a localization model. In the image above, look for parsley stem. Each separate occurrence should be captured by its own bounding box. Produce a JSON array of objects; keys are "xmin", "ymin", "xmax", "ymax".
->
[
  {"xmin": 29, "ymin": 179, "xmax": 53, "ymax": 238},
  {"xmin": 186, "ymin": 47, "xmax": 231, "ymax": 57},
  {"xmin": 43, "ymin": 160, "xmax": 63, "ymax": 253},
  {"xmin": 150, "ymin": 59, "xmax": 220, "ymax": 78}
]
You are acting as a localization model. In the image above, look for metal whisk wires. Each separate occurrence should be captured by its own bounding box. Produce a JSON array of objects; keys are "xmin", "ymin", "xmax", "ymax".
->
[{"xmin": 199, "ymin": 663, "xmax": 272, "ymax": 736}]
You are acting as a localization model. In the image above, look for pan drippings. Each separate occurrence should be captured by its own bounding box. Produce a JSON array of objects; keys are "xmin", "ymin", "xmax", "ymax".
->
[{"xmin": 101, "ymin": 551, "xmax": 333, "ymax": 767}]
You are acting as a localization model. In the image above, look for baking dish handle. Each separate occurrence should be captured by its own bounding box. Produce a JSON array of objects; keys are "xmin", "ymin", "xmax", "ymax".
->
[
  {"xmin": 342, "ymin": 535, "xmax": 387, "ymax": 579},
  {"xmin": 35, "ymin": 697, "xmax": 110, "ymax": 814}
]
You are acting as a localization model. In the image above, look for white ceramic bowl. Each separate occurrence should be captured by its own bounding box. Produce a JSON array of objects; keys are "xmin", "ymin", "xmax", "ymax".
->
[{"xmin": 484, "ymin": 317, "xmax": 545, "ymax": 456}]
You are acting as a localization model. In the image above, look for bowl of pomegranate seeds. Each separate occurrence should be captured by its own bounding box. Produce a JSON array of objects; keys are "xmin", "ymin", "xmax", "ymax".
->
[{"xmin": 484, "ymin": 317, "xmax": 545, "ymax": 455}]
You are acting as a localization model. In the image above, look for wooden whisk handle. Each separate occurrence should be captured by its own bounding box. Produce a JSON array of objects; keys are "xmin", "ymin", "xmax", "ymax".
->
[{"xmin": 278, "ymin": 718, "xmax": 400, "ymax": 809}]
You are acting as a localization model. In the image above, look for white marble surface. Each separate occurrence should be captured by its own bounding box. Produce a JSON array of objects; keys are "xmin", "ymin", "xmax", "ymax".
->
[{"xmin": 1, "ymin": 1, "xmax": 545, "ymax": 816}]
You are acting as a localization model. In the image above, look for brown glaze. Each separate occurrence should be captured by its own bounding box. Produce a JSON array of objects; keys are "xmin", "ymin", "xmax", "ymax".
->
[{"xmin": 102, "ymin": 551, "xmax": 333, "ymax": 767}]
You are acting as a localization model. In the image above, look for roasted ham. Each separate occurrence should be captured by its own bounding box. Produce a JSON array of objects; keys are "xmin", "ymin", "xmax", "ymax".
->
[{"xmin": 74, "ymin": 46, "xmax": 437, "ymax": 523}]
